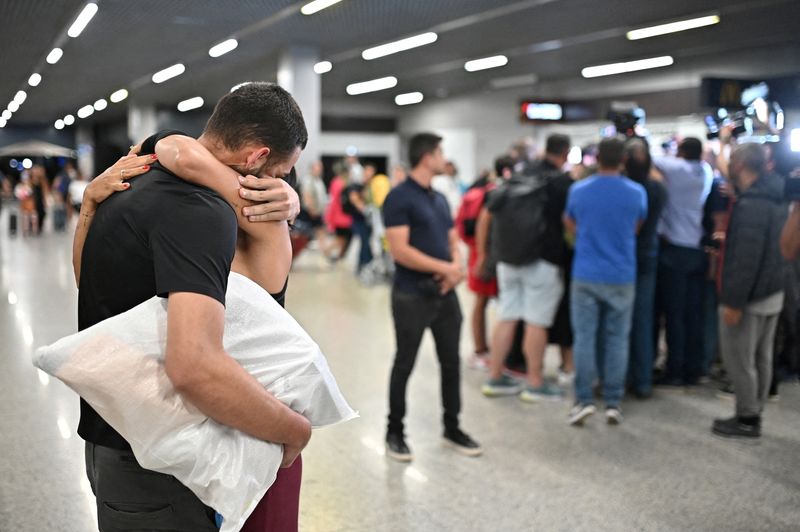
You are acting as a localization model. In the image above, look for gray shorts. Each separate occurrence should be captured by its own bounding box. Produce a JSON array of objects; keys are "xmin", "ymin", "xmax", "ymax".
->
[
  {"xmin": 85, "ymin": 442, "xmax": 219, "ymax": 531},
  {"xmin": 497, "ymin": 260, "xmax": 564, "ymax": 327}
]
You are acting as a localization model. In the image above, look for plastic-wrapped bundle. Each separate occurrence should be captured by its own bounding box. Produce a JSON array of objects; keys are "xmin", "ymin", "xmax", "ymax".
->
[{"xmin": 34, "ymin": 272, "xmax": 357, "ymax": 532}]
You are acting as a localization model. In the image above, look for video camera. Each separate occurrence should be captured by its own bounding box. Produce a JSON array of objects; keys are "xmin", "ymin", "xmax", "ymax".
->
[{"xmin": 705, "ymin": 82, "xmax": 784, "ymax": 142}]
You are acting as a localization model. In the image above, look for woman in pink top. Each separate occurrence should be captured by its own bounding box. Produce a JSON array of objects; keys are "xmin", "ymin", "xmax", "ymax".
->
[{"xmin": 325, "ymin": 161, "xmax": 353, "ymax": 261}]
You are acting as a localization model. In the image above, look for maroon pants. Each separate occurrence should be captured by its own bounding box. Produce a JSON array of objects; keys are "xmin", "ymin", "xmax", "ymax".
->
[{"xmin": 240, "ymin": 456, "xmax": 302, "ymax": 532}]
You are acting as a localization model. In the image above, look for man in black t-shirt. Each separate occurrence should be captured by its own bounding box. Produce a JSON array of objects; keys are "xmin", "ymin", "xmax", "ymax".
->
[
  {"xmin": 78, "ymin": 83, "xmax": 311, "ymax": 531},
  {"xmin": 382, "ymin": 133, "xmax": 482, "ymax": 461}
]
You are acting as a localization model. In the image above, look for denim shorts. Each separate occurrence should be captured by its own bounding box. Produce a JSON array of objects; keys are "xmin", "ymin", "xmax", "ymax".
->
[{"xmin": 496, "ymin": 260, "xmax": 563, "ymax": 327}]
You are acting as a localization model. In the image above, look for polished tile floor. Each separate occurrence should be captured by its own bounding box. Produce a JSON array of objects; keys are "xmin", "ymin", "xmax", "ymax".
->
[{"xmin": 1, "ymin": 214, "xmax": 799, "ymax": 532}]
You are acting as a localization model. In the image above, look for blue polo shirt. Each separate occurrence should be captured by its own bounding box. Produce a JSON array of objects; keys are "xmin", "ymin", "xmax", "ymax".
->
[
  {"xmin": 383, "ymin": 177, "xmax": 453, "ymax": 294},
  {"xmin": 566, "ymin": 174, "xmax": 647, "ymax": 285}
]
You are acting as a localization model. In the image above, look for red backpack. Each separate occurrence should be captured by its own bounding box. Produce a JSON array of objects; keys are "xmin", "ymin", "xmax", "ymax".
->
[{"xmin": 456, "ymin": 184, "xmax": 494, "ymax": 247}]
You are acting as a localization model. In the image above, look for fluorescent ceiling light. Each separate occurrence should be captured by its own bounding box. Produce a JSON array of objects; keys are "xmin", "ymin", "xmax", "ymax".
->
[
  {"xmin": 395, "ymin": 92, "xmax": 424, "ymax": 106},
  {"xmin": 63, "ymin": 114, "xmax": 75, "ymax": 125},
  {"xmin": 346, "ymin": 76, "xmax": 398, "ymax": 95},
  {"xmin": 230, "ymin": 82, "xmax": 251, "ymax": 92},
  {"xmin": 68, "ymin": 3, "xmax": 99, "ymax": 38},
  {"xmin": 465, "ymin": 55, "xmax": 508, "ymax": 72},
  {"xmin": 362, "ymin": 32, "xmax": 438, "ymax": 60},
  {"xmin": 0, "ymin": 118, "xmax": 6, "ymax": 128},
  {"xmin": 77, "ymin": 105, "xmax": 94, "ymax": 119},
  {"xmin": 14, "ymin": 91, "xmax": 27, "ymax": 105},
  {"xmin": 314, "ymin": 61, "xmax": 332, "ymax": 74},
  {"xmin": 177, "ymin": 96, "xmax": 204, "ymax": 112},
  {"xmin": 93, "ymin": 98, "xmax": 107, "ymax": 111},
  {"xmin": 490, "ymin": 73, "xmax": 538, "ymax": 89},
  {"xmin": 209, "ymin": 38, "xmax": 238, "ymax": 58},
  {"xmin": 152, "ymin": 63, "xmax": 185, "ymax": 84},
  {"xmin": 7, "ymin": 101, "xmax": 19, "ymax": 112},
  {"xmin": 28, "ymin": 73, "xmax": 42, "ymax": 87},
  {"xmin": 1, "ymin": 110, "xmax": 11, "ymax": 120},
  {"xmin": 54, "ymin": 119, "xmax": 65, "ymax": 130},
  {"xmin": 46, "ymin": 48, "xmax": 63, "ymax": 64},
  {"xmin": 581, "ymin": 55, "xmax": 674, "ymax": 78},
  {"xmin": 627, "ymin": 15, "xmax": 720, "ymax": 40},
  {"xmin": 301, "ymin": 0, "xmax": 342, "ymax": 15},
  {"xmin": 109, "ymin": 88, "xmax": 128, "ymax": 103}
]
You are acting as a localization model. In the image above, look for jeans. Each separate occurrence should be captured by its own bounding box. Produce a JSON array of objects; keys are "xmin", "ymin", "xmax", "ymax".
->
[
  {"xmin": 388, "ymin": 288, "xmax": 462, "ymax": 435},
  {"xmin": 351, "ymin": 215, "xmax": 373, "ymax": 273},
  {"xmin": 628, "ymin": 257, "xmax": 658, "ymax": 394},
  {"xmin": 658, "ymin": 242, "xmax": 707, "ymax": 384},
  {"xmin": 571, "ymin": 280, "xmax": 635, "ymax": 407}
]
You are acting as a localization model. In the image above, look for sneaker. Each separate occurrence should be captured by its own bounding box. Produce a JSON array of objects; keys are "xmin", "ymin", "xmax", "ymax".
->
[
  {"xmin": 568, "ymin": 403, "xmax": 597, "ymax": 426},
  {"xmin": 385, "ymin": 433, "xmax": 413, "ymax": 462},
  {"xmin": 557, "ymin": 368, "xmax": 575, "ymax": 387},
  {"xmin": 606, "ymin": 407, "xmax": 624, "ymax": 425},
  {"xmin": 519, "ymin": 382, "xmax": 564, "ymax": 403},
  {"xmin": 442, "ymin": 428, "xmax": 483, "ymax": 457},
  {"xmin": 468, "ymin": 352, "xmax": 490, "ymax": 371},
  {"xmin": 711, "ymin": 416, "xmax": 761, "ymax": 439},
  {"xmin": 482, "ymin": 375, "xmax": 523, "ymax": 397},
  {"xmin": 502, "ymin": 365, "xmax": 527, "ymax": 380}
]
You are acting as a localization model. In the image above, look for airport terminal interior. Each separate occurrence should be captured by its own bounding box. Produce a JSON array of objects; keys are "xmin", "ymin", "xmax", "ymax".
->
[{"xmin": 1, "ymin": 1, "xmax": 800, "ymax": 531}]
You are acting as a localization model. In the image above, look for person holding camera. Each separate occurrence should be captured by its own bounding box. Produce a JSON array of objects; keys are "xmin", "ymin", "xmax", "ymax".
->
[{"xmin": 713, "ymin": 143, "xmax": 788, "ymax": 439}]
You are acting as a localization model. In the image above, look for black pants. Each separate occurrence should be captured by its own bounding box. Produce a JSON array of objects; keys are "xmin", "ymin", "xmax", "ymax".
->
[
  {"xmin": 388, "ymin": 288, "xmax": 463, "ymax": 435},
  {"xmin": 85, "ymin": 442, "xmax": 218, "ymax": 531}
]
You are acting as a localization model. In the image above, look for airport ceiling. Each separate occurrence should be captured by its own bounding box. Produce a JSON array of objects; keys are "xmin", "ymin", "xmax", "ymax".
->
[{"xmin": 1, "ymin": 0, "xmax": 799, "ymax": 127}]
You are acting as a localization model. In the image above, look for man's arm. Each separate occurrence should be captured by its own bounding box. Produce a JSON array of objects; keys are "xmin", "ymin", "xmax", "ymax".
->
[
  {"xmin": 563, "ymin": 215, "xmax": 576, "ymax": 236},
  {"xmin": 165, "ymin": 292, "xmax": 310, "ymax": 467},
  {"xmin": 385, "ymin": 226, "xmax": 462, "ymax": 291},
  {"xmin": 781, "ymin": 202, "xmax": 800, "ymax": 261},
  {"xmin": 474, "ymin": 208, "xmax": 492, "ymax": 277}
]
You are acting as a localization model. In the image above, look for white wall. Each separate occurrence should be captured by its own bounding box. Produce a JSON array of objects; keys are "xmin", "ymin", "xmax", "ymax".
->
[
  {"xmin": 398, "ymin": 88, "xmax": 537, "ymax": 183},
  {"xmin": 318, "ymin": 132, "xmax": 401, "ymax": 172}
]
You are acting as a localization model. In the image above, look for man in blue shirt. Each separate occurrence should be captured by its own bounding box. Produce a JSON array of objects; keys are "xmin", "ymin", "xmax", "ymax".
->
[
  {"xmin": 382, "ymin": 133, "xmax": 482, "ymax": 461},
  {"xmin": 653, "ymin": 138, "xmax": 714, "ymax": 387},
  {"xmin": 564, "ymin": 137, "xmax": 647, "ymax": 426}
]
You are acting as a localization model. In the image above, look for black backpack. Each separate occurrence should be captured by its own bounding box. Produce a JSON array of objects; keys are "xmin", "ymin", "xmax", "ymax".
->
[
  {"xmin": 341, "ymin": 184, "xmax": 361, "ymax": 216},
  {"xmin": 486, "ymin": 171, "xmax": 552, "ymax": 265}
]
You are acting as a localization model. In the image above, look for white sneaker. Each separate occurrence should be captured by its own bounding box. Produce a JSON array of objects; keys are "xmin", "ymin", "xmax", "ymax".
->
[
  {"xmin": 468, "ymin": 352, "xmax": 489, "ymax": 371},
  {"xmin": 557, "ymin": 369, "xmax": 575, "ymax": 387},
  {"xmin": 568, "ymin": 403, "xmax": 597, "ymax": 426},
  {"xmin": 605, "ymin": 407, "xmax": 624, "ymax": 425}
]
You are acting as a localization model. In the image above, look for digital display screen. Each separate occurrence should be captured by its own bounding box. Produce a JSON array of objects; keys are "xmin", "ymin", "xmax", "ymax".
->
[{"xmin": 521, "ymin": 102, "xmax": 563, "ymax": 121}]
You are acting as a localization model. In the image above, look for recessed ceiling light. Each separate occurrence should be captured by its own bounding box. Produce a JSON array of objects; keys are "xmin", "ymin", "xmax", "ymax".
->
[
  {"xmin": 314, "ymin": 61, "xmax": 333, "ymax": 74},
  {"xmin": 28, "ymin": 73, "xmax": 42, "ymax": 87},
  {"xmin": 77, "ymin": 105, "xmax": 94, "ymax": 119},
  {"xmin": 0, "ymin": 118, "xmax": 6, "ymax": 128},
  {"xmin": 464, "ymin": 55, "xmax": 508, "ymax": 72},
  {"xmin": 110, "ymin": 89, "xmax": 128, "ymax": 103},
  {"xmin": 63, "ymin": 114, "xmax": 75, "ymax": 125},
  {"xmin": 152, "ymin": 63, "xmax": 185, "ymax": 84},
  {"xmin": 94, "ymin": 98, "xmax": 107, "ymax": 111},
  {"xmin": 46, "ymin": 48, "xmax": 63, "ymax": 64},
  {"xmin": 177, "ymin": 96, "xmax": 204, "ymax": 112},
  {"xmin": 1, "ymin": 110, "xmax": 11, "ymax": 120},
  {"xmin": 581, "ymin": 55, "xmax": 674, "ymax": 78},
  {"xmin": 14, "ymin": 91, "xmax": 27, "ymax": 105},
  {"xmin": 301, "ymin": 0, "xmax": 342, "ymax": 16},
  {"xmin": 54, "ymin": 119, "xmax": 65, "ymax": 130},
  {"xmin": 346, "ymin": 76, "xmax": 398, "ymax": 95},
  {"xmin": 68, "ymin": 3, "xmax": 99, "ymax": 38},
  {"xmin": 627, "ymin": 15, "xmax": 720, "ymax": 40},
  {"xmin": 395, "ymin": 92, "xmax": 424, "ymax": 106},
  {"xmin": 7, "ymin": 101, "xmax": 19, "ymax": 112},
  {"xmin": 362, "ymin": 32, "xmax": 438, "ymax": 60},
  {"xmin": 209, "ymin": 38, "xmax": 238, "ymax": 58}
]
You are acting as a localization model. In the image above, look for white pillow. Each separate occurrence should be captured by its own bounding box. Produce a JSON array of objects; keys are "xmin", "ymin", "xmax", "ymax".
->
[{"xmin": 33, "ymin": 272, "xmax": 357, "ymax": 532}]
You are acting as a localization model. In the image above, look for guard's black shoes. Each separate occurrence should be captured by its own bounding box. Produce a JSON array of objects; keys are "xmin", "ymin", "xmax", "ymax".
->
[
  {"xmin": 443, "ymin": 428, "xmax": 483, "ymax": 457},
  {"xmin": 385, "ymin": 432, "xmax": 413, "ymax": 462},
  {"xmin": 712, "ymin": 416, "xmax": 761, "ymax": 439}
]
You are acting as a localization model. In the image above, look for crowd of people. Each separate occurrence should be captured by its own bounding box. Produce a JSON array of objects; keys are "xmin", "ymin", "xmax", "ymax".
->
[{"xmin": 2, "ymin": 84, "xmax": 798, "ymax": 529}]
